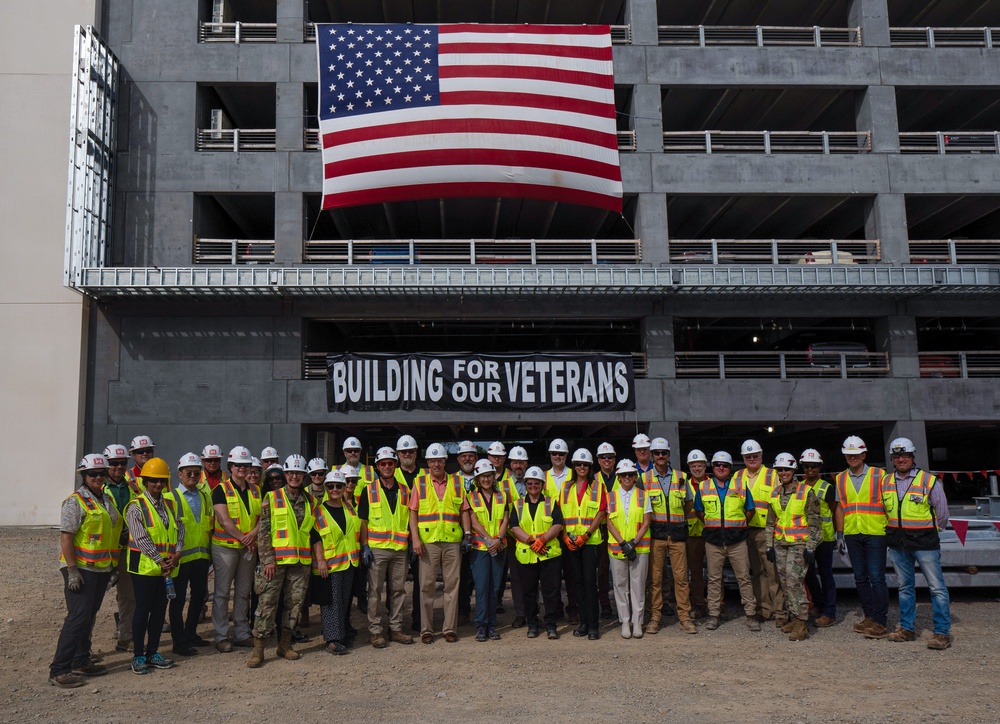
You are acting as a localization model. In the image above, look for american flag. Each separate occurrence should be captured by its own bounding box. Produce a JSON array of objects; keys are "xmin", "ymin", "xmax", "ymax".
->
[{"xmin": 316, "ymin": 23, "xmax": 622, "ymax": 213}]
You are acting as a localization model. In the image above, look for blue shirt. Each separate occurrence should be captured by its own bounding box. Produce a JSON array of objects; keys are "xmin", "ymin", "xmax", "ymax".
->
[
  {"xmin": 693, "ymin": 478, "xmax": 756, "ymax": 513},
  {"xmin": 179, "ymin": 484, "xmax": 203, "ymax": 523}
]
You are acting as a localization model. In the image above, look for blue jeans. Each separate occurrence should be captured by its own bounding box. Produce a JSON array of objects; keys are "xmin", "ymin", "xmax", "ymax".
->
[
  {"xmin": 470, "ymin": 549, "xmax": 504, "ymax": 629},
  {"xmin": 805, "ymin": 540, "xmax": 836, "ymax": 617},
  {"xmin": 845, "ymin": 534, "xmax": 888, "ymax": 625},
  {"xmin": 889, "ymin": 546, "xmax": 951, "ymax": 635}
]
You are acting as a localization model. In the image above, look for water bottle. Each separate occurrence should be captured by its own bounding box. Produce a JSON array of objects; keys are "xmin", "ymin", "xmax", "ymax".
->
[
  {"xmin": 243, "ymin": 545, "xmax": 255, "ymax": 562},
  {"xmin": 164, "ymin": 576, "xmax": 177, "ymax": 601}
]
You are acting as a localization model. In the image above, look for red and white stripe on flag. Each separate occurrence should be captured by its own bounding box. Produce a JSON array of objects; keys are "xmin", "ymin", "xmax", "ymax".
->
[{"xmin": 317, "ymin": 23, "xmax": 623, "ymax": 212}]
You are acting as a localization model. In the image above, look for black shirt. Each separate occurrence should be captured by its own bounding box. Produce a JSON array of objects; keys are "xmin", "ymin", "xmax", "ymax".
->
[
  {"xmin": 357, "ymin": 480, "xmax": 399, "ymax": 521},
  {"xmin": 310, "ymin": 502, "xmax": 348, "ymax": 545},
  {"xmin": 211, "ymin": 481, "xmax": 251, "ymax": 510}
]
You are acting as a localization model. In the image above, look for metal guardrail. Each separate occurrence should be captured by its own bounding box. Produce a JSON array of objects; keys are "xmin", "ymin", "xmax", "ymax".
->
[
  {"xmin": 676, "ymin": 350, "xmax": 889, "ymax": 379},
  {"xmin": 196, "ymin": 128, "xmax": 277, "ymax": 152},
  {"xmin": 899, "ymin": 131, "xmax": 1000, "ymax": 155},
  {"xmin": 303, "ymin": 239, "xmax": 641, "ymax": 265},
  {"xmin": 658, "ymin": 25, "xmax": 861, "ymax": 47},
  {"xmin": 890, "ymin": 26, "xmax": 998, "ymax": 48},
  {"xmin": 198, "ymin": 22, "xmax": 277, "ymax": 43},
  {"xmin": 919, "ymin": 352, "xmax": 1000, "ymax": 378},
  {"xmin": 303, "ymin": 23, "xmax": 633, "ymax": 44},
  {"xmin": 663, "ymin": 131, "xmax": 871, "ymax": 154},
  {"xmin": 304, "ymin": 128, "xmax": 638, "ymax": 152},
  {"xmin": 909, "ymin": 240, "xmax": 1000, "ymax": 264},
  {"xmin": 669, "ymin": 239, "xmax": 881, "ymax": 265},
  {"xmin": 194, "ymin": 239, "xmax": 275, "ymax": 264}
]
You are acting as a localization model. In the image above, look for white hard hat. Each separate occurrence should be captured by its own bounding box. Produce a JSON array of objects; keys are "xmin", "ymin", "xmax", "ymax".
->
[
  {"xmin": 375, "ymin": 446, "xmax": 397, "ymax": 463},
  {"xmin": 178, "ymin": 452, "xmax": 202, "ymax": 469},
  {"xmin": 396, "ymin": 434, "xmax": 418, "ymax": 451},
  {"xmin": 548, "ymin": 438, "xmax": 569, "ymax": 453},
  {"xmin": 508, "ymin": 446, "xmax": 529, "ymax": 461},
  {"xmin": 228, "ymin": 446, "xmax": 253, "ymax": 464},
  {"xmin": 773, "ymin": 453, "xmax": 797, "ymax": 470},
  {"xmin": 307, "ymin": 457, "xmax": 329, "ymax": 474},
  {"xmin": 77, "ymin": 453, "xmax": 108, "ymax": 472},
  {"xmin": 457, "ymin": 440, "xmax": 477, "ymax": 455},
  {"xmin": 632, "ymin": 433, "xmax": 651, "ymax": 449},
  {"xmin": 525, "ymin": 466, "xmax": 545, "ymax": 482},
  {"xmin": 596, "ymin": 442, "xmax": 616, "ymax": 456},
  {"xmin": 571, "ymin": 448, "xmax": 594, "ymax": 465},
  {"xmin": 889, "ymin": 437, "xmax": 916, "ymax": 454},
  {"xmin": 712, "ymin": 451, "xmax": 734, "ymax": 465},
  {"xmin": 251, "ymin": 457, "xmax": 262, "ymax": 470},
  {"xmin": 201, "ymin": 444, "xmax": 222, "ymax": 459},
  {"xmin": 342, "ymin": 436, "xmax": 362, "ymax": 450},
  {"xmin": 487, "ymin": 441, "xmax": 507, "ymax": 456},
  {"xmin": 260, "ymin": 446, "xmax": 279, "ymax": 460},
  {"xmin": 615, "ymin": 459, "xmax": 638, "ymax": 475},
  {"xmin": 741, "ymin": 439, "xmax": 762, "ymax": 455},
  {"xmin": 129, "ymin": 435, "xmax": 154, "ymax": 451},
  {"xmin": 103, "ymin": 444, "xmax": 129, "ymax": 461},
  {"xmin": 686, "ymin": 449, "xmax": 708, "ymax": 464},
  {"xmin": 474, "ymin": 459, "xmax": 495, "ymax": 477},
  {"xmin": 799, "ymin": 448, "xmax": 824, "ymax": 464},
  {"xmin": 425, "ymin": 443, "xmax": 448, "ymax": 459},
  {"xmin": 841, "ymin": 436, "xmax": 867, "ymax": 455},
  {"xmin": 325, "ymin": 468, "xmax": 346, "ymax": 484},
  {"xmin": 650, "ymin": 437, "xmax": 670, "ymax": 452},
  {"xmin": 283, "ymin": 454, "xmax": 307, "ymax": 472},
  {"xmin": 340, "ymin": 464, "xmax": 359, "ymax": 479}
]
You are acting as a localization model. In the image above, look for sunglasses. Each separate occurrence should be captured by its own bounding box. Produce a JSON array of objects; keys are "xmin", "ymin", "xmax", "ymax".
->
[
  {"xmin": 310, "ymin": 472, "xmax": 326, "ymax": 477},
  {"xmin": 597, "ymin": 454, "xmax": 615, "ymax": 460},
  {"xmin": 326, "ymin": 482, "xmax": 345, "ymax": 490},
  {"xmin": 108, "ymin": 460, "xmax": 128, "ymax": 467},
  {"xmin": 232, "ymin": 463, "xmax": 251, "ymax": 469},
  {"xmin": 713, "ymin": 463, "xmax": 731, "ymax": 468},
  {"xmin": 133, "ymin": 448, "xmax": 154, "ymax": 455},
  {"xmin": 266, "ymin": 477, "xmax": 284, "ymax": 484},
  {"xmin": 550, "ymin": 452, "xmax": 566, "ymax": 457},
  {"xmin": 84, "ymin": 471, "xmax": 107, "ymax": 478},
  {"xmin": 653, "ymin": 452, "xmax": 669, "ymax": 457}
]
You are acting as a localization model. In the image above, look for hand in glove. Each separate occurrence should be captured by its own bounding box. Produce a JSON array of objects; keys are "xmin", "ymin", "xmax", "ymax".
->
[
  {"xmin": 530, "ymin": 537, "xmax": 548, "ymax": 554},
  {"xmin": 621, "ymin": 540, "xmax": 637, "ymax": 561},
  {"xmin": 804, "ymin": 548, "xmax": 815, "ymax": 566},
  {"xmin": 66, "ymin": 567, "xmax": 84, "ymax": 592},
  {"xmin": 766, "ymin": 547, "xmax": 776, "ymax": 563},
  {"xmin": 573, "ymin": 535, "xmax": 588, "ymax": 549},
  {"xmin": 835, "ymin": 532, "xmax": 847, "ymax": 556},
  {"xmin": 108, "ymin": 569, "xmax": 120, "ymax": 588},
  {"xmin": 562, "ymin": 533, "xmax": 578, "ymax": 551},
  {"xmin": 362, "ymin": 544, "xmax": 375, "ymax": 568},
  {"xmin": 460, "ymin": 538, "xmax": 473, "ymax": 554}
]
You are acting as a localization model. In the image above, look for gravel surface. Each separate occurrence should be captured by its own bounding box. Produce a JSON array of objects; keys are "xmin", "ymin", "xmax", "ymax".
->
[{"xmin": 4, "ymin": 526, "xmax": 999, "ymax": 723}]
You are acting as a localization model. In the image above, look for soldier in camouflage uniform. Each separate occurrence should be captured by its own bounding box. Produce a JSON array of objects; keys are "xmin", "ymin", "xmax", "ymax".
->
[
  {"xmin": 247, "ymin": 454, "xmax": 315, "ymax": 667},
  {"xmin": 765, "ymin": 453, "xmax": 821, "ymax": 641}
]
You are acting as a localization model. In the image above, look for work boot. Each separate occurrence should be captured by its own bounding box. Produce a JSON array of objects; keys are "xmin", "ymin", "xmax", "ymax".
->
[
  {"xmin": 863, "ymin": 622, "xmax": 889, "ymax": 639},
  {"xmin": 927, "ymin": 634, "xmax": 952, "ymax": 650},
  {"xmin": 644, "ymin": 619, "xmax": 660, "ymax": 635},
  {"xmin": 705, "ymin": 616, "xmax": 720, "ymax": 631},
  {"xmin": 814, "ymin": 615, "xmax": 837, "ymax": 628},
  {"xmin": 746, "ymin": 616, "xmax": 761, "ymax": 632},
  {"xmin": 370, "ymin": 633, "xmax": 387, "ymax": 648},
  {"xmin": 852, "ymin": 617, "xmax": 874, "ymax": 634},
  {"xmin": 49, "ymin": 673, "xmax": 85, "ymax": 688},
  {"xmin": 678, "ymin": 620, "xmax": 698, "ymax": 635},
  {"xmin": 887, "ymin": 628, "xmax": 916, "ymax": 642},
  {"xmin": 774, "ymin": 612, "xmax": 789, "ymax": 628},
  {"xmin": 246, "ymin": 637, "xmax": 265, "ymax": 668},
  {"xmin": 391, "ymin": 630, "xmax": 415, "ymax": 644},
  {"xmin": 276, "ymin": 628, "xmax": 301, "ymax": 660},
  {"xmin": 788, "ymin": 619, "xmax": 808, "ymax": 641},
  {"xmin": 780, "ymin": 618, "xmax": 797, "ymax": 634}
]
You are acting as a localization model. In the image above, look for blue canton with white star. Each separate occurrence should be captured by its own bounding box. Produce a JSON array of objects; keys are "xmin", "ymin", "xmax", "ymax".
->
[{"xmin": 318, "ymin": 24, "xmax": 441, "ymax": 120}]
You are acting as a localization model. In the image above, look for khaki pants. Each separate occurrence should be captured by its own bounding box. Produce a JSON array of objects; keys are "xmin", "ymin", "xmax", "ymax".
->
[
  {"xmin": 647, "ymin": 537, "xmax": 692, "ymax": 623},
  {"xmin": 705, "ymin": 539, "xmax": 756, "ymax": 618},
  {"xmin": 367, "ymin": 547, "xmax": 408, "ymax": 636},
  {"xmin": 419, "ymin": 541, "xmax": 461, "ymax": 636},
  {"xmin": 686, "ymin": 536, "xmax": 707, "ymax": 607},
  {"xmin": 747, "ymin": 526, "xmax": 783, "ymax": 618},
  {"xmin": 608, "ymin": 553, "xmax": 649, "ymax": 630}
]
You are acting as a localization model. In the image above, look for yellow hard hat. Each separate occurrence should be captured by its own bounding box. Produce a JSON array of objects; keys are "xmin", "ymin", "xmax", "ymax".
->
[{"xmin": 140, "ymin": 457, "xmax": 171, "ymax": 481}]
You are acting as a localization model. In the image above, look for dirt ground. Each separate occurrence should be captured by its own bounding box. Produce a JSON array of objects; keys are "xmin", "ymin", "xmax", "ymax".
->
[{"xmin": 3, "ymin": 526, "xmax": 999, "ymax": 724}]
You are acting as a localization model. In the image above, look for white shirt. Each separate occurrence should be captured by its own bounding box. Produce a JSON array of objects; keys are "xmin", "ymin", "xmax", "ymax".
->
[{"xmin": 616, "ymin": 486, "xmax": 652, "ymax": 519}]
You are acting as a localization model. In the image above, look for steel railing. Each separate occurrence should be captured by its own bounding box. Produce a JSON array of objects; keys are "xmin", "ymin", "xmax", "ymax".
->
[
  {"xmin": 669, "ymin": 239, "xmax": 881, "ymax": 265},
  {"xmin": 303, "ymin": 128, "xmax": 637, "ymax": 152},
  {"xmin": 303, "ymin": 238, "xmax": 641, "ymax": 265},
  {"xmin": 899, "ymin": 131, "xmax": 1000, "ymax": 155},
  {"xmin": 198, "ymin": 22, "xmax": 277, "ymax": 43},
  {"xmin": 675, "ymin": 350, "xmax": 890, "ymax": 379},
  {"xmin": 196, "ymin": 128, "xmax": 276, "ymax": 152},
  {"xmin": 663, "ymin": 130, "xmax": 871, "ymax": 154},
  {"xmin": 303, "ymin": 22, "xmax": 633, "ymax": 44},
  {"xmin": 890, "ymin": 27, "xmax": 998, "ymax": 47},
  {"xmin": 919, "ymin": 352, "xmax": 1000, "ymax": 378},
  {"xmin": 194, "ymin": 239, "xmax": 275, "ymax": 264},
  {"xmin": 658, "ymin": 25, "xmax": 861, "ymax": 47},
  {"xmin": 909, "ymin": 240, "xmax": 1000, "ymax": 264}
]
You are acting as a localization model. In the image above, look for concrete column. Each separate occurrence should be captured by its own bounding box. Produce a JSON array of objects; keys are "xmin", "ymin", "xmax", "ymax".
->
[
  {"xmin": 626, "ymin": 0, "xmax": 658, "ymax": 46},
  {"xmin": 643, "ymin": 314, "xmax": 675, "ymax": 378},
  {"xmin": 276, "ymin": 0, "xmax": 304, "ymax": 43},
  {"xmin": 863, "ymin": 194, "xmax": 909, "ymax": 265},
  {"xmin": 636, "ymin": 193, "xmax": 669, "ymax": 263},
  {"xmin": 876, "ymin": 312, "xmax": 919, "ymax": 378},
  {"xmin": 274, "ymin": 192, "xmax": 303, "ymax": 264},
  {"xmin": 848, "ymin": 0, "xmax": 891, "ymax": 47},
  {"xmin": 856, "ymin": 85, "xmax": 899, "ymax": 153},
  {"xmin": 276, "ymin": 82, "xmax": 303, "ymax": 151},
  {"xmin": 883, "ymin": 421, "xmax": 930, "ymax": 470}
]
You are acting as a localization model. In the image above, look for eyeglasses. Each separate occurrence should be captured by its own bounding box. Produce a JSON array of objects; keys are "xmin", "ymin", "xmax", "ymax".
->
[
  {"xmin": 526, "ymin": 480, "xmax": 543, "ymax": 486},
  {"xmin": 326, "ymin": 482, "xmax": 345, "ymax": 490},
  {"xmin": 653, "ymin": 452, "xmax": 669, "ymax": 457},
  {"xmin": 144, "ymin": 478, "xmax": 166, "ymax": 484},
  {"xmin": 550, "ymin": 452, "xmax": 566, "ymax": 457},
  {"xmin": 309, "ymin": 472, "xmax": 326, "ymax": 477},
  {"xmin": 713, "ymin": 463, "xmax": 731, "ymax": 468},
  {"xmin": 232, "ymin": 463, "xmax": 250, "ymax": 469},
  {"xmin": 181, "ymin": 469, "xmax": 200, "ymax": 475},
  {"xmin": 398, "ymin": 450, "xmax": 416, "ymax": 455},
  {"xmin": 108, "ymin": 460, "xmax": 127, "ymax": 467},
  {"xmin": 266, "ymin": 477, "xmax": 284, "ymax": 484},
  {"xmin": 597, "ymin": 454, "xmax": 615, "ymax": 460},
  {"xmin": 84, "ymin": 471, "xmax": 106, "ymax": 478},
  {"xmin": 133, "ymin": 448, "xmax": 154, "ymax": 455},
  {"xmin": 743, "ymin": 453, "xmax": 762, "ymax": 459}
]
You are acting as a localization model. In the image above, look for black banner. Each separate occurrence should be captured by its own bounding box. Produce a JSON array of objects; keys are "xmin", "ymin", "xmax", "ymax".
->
[{"xmin": 327, "ymin": 353, "xmax": 635, "ymax": 412}]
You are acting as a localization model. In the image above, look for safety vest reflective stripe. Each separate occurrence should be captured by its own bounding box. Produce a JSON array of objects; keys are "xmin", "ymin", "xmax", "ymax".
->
[
  {"xmin": 269, "ymin": 488, "xmax": 315, "ymax": 565},
  {"xmin": 366, "ymin": 481, "xmax": 411, "ymax": 551},
  {"xmin": 468, "ymin": 489, "xmax": 507, "ymax": 550},
  {"xmin": 836, "ymin": 468, "xmax": 887, "ymax": 536},
  {"xmin": 514, "ymin": 497, "xmax": 561, "ymax": 564},
  {"xmin": 732, "ymin": 467, "xmax": 776, "ymax": 528},
  {"xmin": 648, "ymin": 470, "xmax": 687, "ymax": 525},
  {"xmin": 883, "ymin": 470, "xmax": 937, "ymax": 531},
  {"xmin": 59, "ymin": 493, "xmax": 116, "ymax": 568},
  {"xmin": 127, "ymin": 494, "xmax": 179, "ymax": 576},
  {"xmin": 685, "ymin": 478, "xmax": 706, "ymax": 536},
  {"xmin": 172, "ymin": 486, "xmax": 213, "ymax": 564},
  {"xmin": 414, "ymin": 474, "xmax": 464, "ymax": 543},
  {"xmin": 212, "ymin": 480, "xmax": 262, "ymax": 548},
  {"xmin": 607, "ymin": 487, "xmax": 651, "ymax": 558},
  {"xmin": 699, "ymin": 479, "xmax": 749, "ymax": 530},
  {"xmin": 770, "ymin": 485, "xmax": 810, "ymax": 542}
]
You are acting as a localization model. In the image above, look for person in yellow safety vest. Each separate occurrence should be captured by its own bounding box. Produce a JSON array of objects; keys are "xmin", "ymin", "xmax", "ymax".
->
[
  {"xmin": 561, "ymin": 448, "xmax": 608, "ymax": 641},
  {"xmin": 644, "ymin": 438, "xmax": 697, "ymax": 635},
  {"xmin": 49, "ymin": 454, "xmax": 119, "ymax": 688},
  {"xmin": 694, "ymin": 451, "xmax": 760, "ymax": 632},
  {"xmin": 394, "ymin": 434, "xmax": 425, "ymax": 634},
  {"xmin": 505, "ymin": 446, "xmax": 530, "ymax": 628},
  {"xmin": 464, "ymin": 459, "xmax": 511, "ymax": 641},
  {"xmin": 409, "ymin": 442, "xmax": 466, "ymax": 644},
  {"xmin": 765, "ymin": 453, "xmax": 822, "ymax": 641},
  {"xmin": 684, "ymin": 449, "xmax": 710, "ymax": 619},
  {"xmin": 126, "ymin": 435, "xmax": 155, "ymax": 488},
  {"xmin": 210, "ymin": 445, "xmax": 262, "ymax": 652},
  {"xmin": 605, "ymin": 459, "xmax": 652, "ymax": 639},
  {"xmin": 632, "ymin": 434, "xmax": 653, "ymax": 476},
  {"xmin": 833, "ymin": 435, "xmax": 890, "ymax": 639},
  {"xmin": 882, "ymin": 437, "xmax": 952, "ymax": 650},
  {"xmin": 342, "ymin": 436, "xmax": 375, "ymax": 494},
  {"xmin": 246, "ymin": 454, "xmax": 316, "ymax": 667},
  {"xmin": 102, "ymin": 443, "xmax": 139, "ymax": 653},
  {"xmin": 199, "ymin": 444, "xmax": 228, "ymax": 490},
  {"xmin": 125, "ymin": 457, "xmax": 183, "ymax": 675},
  {"xmin": 510, "ymin": 466, "xmax": 564, "ymax": 640},
  {"xmin": 800, "ymin": 448, "xmax": 839, "ymax": 628},
  {"xmin": 168, "ymin": 453, "xmax": 214, "ymax": 656},
  {"xmin": 359, "ymin": 447, "xmax": 414, "ymax": 649},
  {"xmin": 311, "ymin": 468, "xmax": 361, "ymax": 654},
  {"xmin": 732, "ymin": 439, "xmax": 783, "ymax": 625},
  {"xmin": 594, "ymin": 441, "xmax": 617, "ymax": 621}
]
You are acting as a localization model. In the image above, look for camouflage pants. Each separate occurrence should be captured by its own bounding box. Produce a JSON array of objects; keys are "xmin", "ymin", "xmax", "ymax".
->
[
  {"xmin": 775, "ymin": 544, "xmax": 809, "ymax": 620},
  {"xmin": 253, "ymin": 564, "xmax": 310, "ymax": 638}
]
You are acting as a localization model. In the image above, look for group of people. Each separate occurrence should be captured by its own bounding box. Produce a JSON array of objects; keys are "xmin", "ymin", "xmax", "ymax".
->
[{"xmin": 50, "ymin": 430, "xmax": 954, "ymax": 688}]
